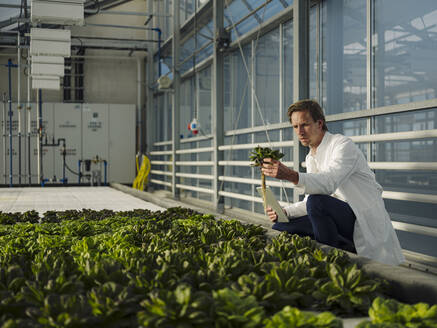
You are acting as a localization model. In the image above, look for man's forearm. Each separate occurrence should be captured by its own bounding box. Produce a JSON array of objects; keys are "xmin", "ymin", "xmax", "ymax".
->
[{"xmin": 286, "ymin": 169, "xmax": 299, "ymax": 185}]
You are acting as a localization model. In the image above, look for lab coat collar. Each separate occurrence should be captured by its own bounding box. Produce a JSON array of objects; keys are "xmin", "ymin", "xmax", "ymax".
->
[{"xmin": 310, "ymin": 131, "xmax": 331, "ymax": 160}]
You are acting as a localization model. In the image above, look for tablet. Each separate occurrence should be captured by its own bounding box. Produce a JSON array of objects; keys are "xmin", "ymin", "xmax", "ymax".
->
[{"xmin": 256, "ymin": 186, "xmax": 288, "ymax": 223}]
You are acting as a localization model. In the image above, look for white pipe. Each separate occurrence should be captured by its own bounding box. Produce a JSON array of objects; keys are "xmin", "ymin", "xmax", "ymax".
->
[
  {"xmin": 137, "ymin": 57, "xmax": 143, "ymax": 152},
  {"xmin": 382, "ymin": 191, "xmax": 437, "ymax": 204},
  {"xmin": 27, "ymin": 52, "xmax": 31, "ymax": 184},
  {"xmin": 369, "ymin": 162, "xmax": 437, "ymax": 171},
  {"xmin": 175, "ymin": 146, "xmax": 213, "ymax": 154},
  {"xmin": 2, "ymin": 94, "xmax": 6, "ymax": 184},
  {"xmin": 0, "ymin": 53, "xmax": 140, "ymax": 60},
  {"xmin": 17, "ymin": 34, "xmax": 21, "ymax": 134},
  {"xmin": 153, "ymin": 140, "xmax": 172, "ymax": 146},
  {"xmin": 218, "ymin": 175, "xmax": 295, "ymax": 188},
  {"xmin": 175, "ymin": 161, "xmax": 214, "ymax": 166},
  {"xmin": 149, "ymin": 150, "xmax": 172, "ymax": 155},
  {"xmin": 36, "ymin": 90, "xmax": 40, "ymax": 185},
  {"xmin": 17, "ymin": 34, "xmax": 22, "ymax": 185},
  {"xmin": 176, "ymin": 184, "xmax": 214, "ymax": 194},
  {"xmin": 151, "ymin": 160, "xmax": 172, "ymax": 165},
  {"xmin": 150, "ymin": 170, "xmax": 172, "ymax": 176},
  {"xmin": 219, "ymin": 141, "xmax": 294, "ymax": 151},
  {"xmin": 175, "ymin": 172, "xmax": 213, "ymax": 180},
  {"xmin": 391, "ymin": 220, "xmax": 437, "ymax": 239},
  {"xmin": 218, "ymin": 160, "xmax": 295, "ymax": 167},
  {"xmin": 218, "ymin": 190, "xmax": 264, "ymax": 203},
  {"xmin": 150, "ymin": 179, "xmax": 172, "ymax": 187},
  {"xmin": 350, "ymin": 129, "xmax": 437, "ymax": 143},
  {"xmin": 180, "ymin": 135, "xmax": 213, "ymax": 143},
  {"xmin": 83, "ymin": 10, "xmax": 170, "ymax": 17}
]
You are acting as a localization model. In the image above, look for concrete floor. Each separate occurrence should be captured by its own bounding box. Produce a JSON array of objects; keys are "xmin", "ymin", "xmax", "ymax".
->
[{"xmin": 0, "ymin": 186, "xmax": 165, "ymax": 214}]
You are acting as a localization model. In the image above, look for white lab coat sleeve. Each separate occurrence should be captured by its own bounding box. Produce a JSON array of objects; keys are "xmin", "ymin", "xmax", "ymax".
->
[
  {"xmin": 296, "ymin": 138, "xmax": 360, "ymax": 195},
  {"xmin": 283, "ymin": 195, "xmax": 308, "ymax": 218}
]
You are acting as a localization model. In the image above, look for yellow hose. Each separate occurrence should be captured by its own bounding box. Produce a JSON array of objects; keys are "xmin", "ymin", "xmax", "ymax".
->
[{"xmin": 133, "ymin": 154, "xmax": 151, "ymax": 190}]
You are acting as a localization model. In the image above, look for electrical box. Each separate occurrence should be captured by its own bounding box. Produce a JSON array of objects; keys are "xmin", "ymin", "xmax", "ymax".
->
[{"xmin": 31, "ymin": 0, "xmax": 85, "ymax": 26}]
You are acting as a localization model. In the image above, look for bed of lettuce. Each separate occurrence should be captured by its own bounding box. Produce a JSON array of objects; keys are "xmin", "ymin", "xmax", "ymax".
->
[{"xmin": 0, "ymin": 207, "xmax": 435, "ymax": 327}]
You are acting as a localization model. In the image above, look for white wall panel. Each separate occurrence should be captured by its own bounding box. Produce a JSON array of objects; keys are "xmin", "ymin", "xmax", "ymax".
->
[
  {"xmin": 109, "ymin": 104, "xmax": 135, "ymax": 183},
  {"xmin": 1, "ymin": 103, "xmax": 40, "ymax": 185},
  {"xmin": 82, "ymin": 103, "xmax": 109, "ymax": 181},
  {"xmin": 1, "ymin": 102, "xmax": 135, "ymax": 185},
  {"xmin": 1, "ymin": 103, "xmax": 19, "ymax": 185},
  {"xmin": 53, "ymin": 103, "xmax": 82, "ymax": 183},
  {"xmin": 30, "ymin": 102, "xmax": 55, "ymax": 184}
]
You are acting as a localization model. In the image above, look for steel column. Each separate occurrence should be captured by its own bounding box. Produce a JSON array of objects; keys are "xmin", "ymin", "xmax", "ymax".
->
[
  {"xmin": 7, "ymin": 59, "xmax": 17, "ymax": 187},
  {"xmin": 172, "ymin": 0, "xmax": 181, "ymax": 200},
  {"xmin": 366, "ymin": 0, "xmax": 374, "ymax": 161},
  {"xmin": 145, "ymin": 0, "xmax": 155, "ymax": 192},
  {"xmin": 17, "ymin": 34, "xmax": 22, "ymax": 186},
  {"xmin": 212, "ymin": 0, "xmax": 225, "ymax": 213},
  {"xmin": 2, "ymin": 94, "xmax": 6, "ymax": 184},
  {"xmin": 136, "ymin": 57, "xmax": 145, "ymax": 153},
  {"xmin": 292, "ymin": 0, "xmax": 310, "ymax": 202},
  {"xmin": 27, "ymin": 52, "xmax": 31, "ymax": 185}
]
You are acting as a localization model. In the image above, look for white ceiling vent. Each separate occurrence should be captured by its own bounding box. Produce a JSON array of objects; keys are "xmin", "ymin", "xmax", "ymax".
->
[
  {"xmin": 31, "ymin": 0, "xmax": 85, "ymax": 26},
  {"xmin": 30, "ymin": 28, "xmax": 71, "ymax": 57}
]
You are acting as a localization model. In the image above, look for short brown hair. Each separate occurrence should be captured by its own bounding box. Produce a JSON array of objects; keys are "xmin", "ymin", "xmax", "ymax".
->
[{"xmin": 287, "ymin": 99, "xmax": 328, "ymax": 131}]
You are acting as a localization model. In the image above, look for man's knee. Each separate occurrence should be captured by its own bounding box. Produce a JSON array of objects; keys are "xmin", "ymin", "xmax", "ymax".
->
[
  {"xmin": 272, "ymin": 222, "xmax": 289, "ymax": 232},
  {"xmin": 306, "ymin": 194, "xmax": 328, "ymax": 213}
]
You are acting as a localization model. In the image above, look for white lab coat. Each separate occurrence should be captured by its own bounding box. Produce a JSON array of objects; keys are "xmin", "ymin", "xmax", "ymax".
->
[{"xmin": 283, "ymin": 132, "xmax": 405, "ymax": 265}]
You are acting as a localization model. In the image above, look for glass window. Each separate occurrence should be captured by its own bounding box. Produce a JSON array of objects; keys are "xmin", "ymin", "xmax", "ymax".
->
[
  {"xmin": 373, "ymin": 108, "xmax": 437, "ymax": 192},
  {"xmin": 197, "ymin": 0, "xmax": 208, "ymax": 8},
  {"xmin": 186, "ymin": 0, "xmax": 195, "ymax": 19},
  {"xmin": 154, "ymin": 94, "xmax": 172, "ymax": 143},
  {"xmin": 179, "ymin": 0, "xmax": 186, "ymax": 26},
  {"xmin": 320, "ymin": 0, "xmax": 367, "ymax": 115},
  {"xmin": 282, "ymin": 127, "xmax": 294, "ymax": 163},
  {"xmin": 327, "ymin": 119, "xmax": 367, "ymax": 137},
  {"xmin": 198, "ymin": 21, "xmax": 213, "ymax": 48},
  {"xmin": 166, "ymin": 93, "xmax": 173, "ymax": 141},
  {"xmin": 166, "ymin": 0, "xmax": 173, "ymax": 40},
  {"xmin": 395, "ymin": 230, "xmax": 437, "ymax": 258},
  {"xmin": 224, "ymin": 42, "xmax": 252, "ymax": 131},
  {"xmin": 181, "ymin": 37, "xmax": 195, "ymax": 63},
  {"xmin": 372, "ymin": 109, "xmax": 437, "ymax": 255},
  {"xmin": 254, "ymin": 130, "xmax": 280, "ymax": 143},
  {"xmin": 224, "ymin": 0, "xmax": 252, "ymax": 30},
  {"xmin": 309, "ymin": 5, "xmax": 317, "ymax": 100},
  {"xmin": 156, "ymin": 0, "xmax": 173, "ymax": 41},
  {"xmin": 283, "ymin": 20, "xmax": 294, "ymax": 117},
  {"xmin": 328, "ymin": 119, "xmax": 368, "ymax": 157},
  {"xmin": 196, "ymin": 43, "xmax": 213, "ymax": 64},
  {"xmin": 197, "ymin": 66, "xmax": 212, "ymax": 135},
  {"xmin": 374, "ymin": 109, "xmax": 437, "ymax": 161},
  {"xmin": 374, "ymin": 1, "xmax": 437, "ymax": 107},
  {"xmin": 154, "ymin": 95, "xmax": 162, "ymax": 142},
  {"xmin": 225, "ymin": 0, "xmax": 292, "ymax": 41},
  {"xmin": 180, "ymin": 78, "xmax": 195, "ymax": 139},
  {"xmin": 263, "ymin": 1, "xmax": 287, "ymax": 20},
  {"xmin": 254, "ymin": 29, "xmax": 280, "ymax": 127}
]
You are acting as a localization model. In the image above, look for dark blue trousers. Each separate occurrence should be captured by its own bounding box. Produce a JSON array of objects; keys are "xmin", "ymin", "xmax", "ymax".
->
[{"xmin": 272, "ymin": 194, "xmax": 356, "ymax": 253}]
